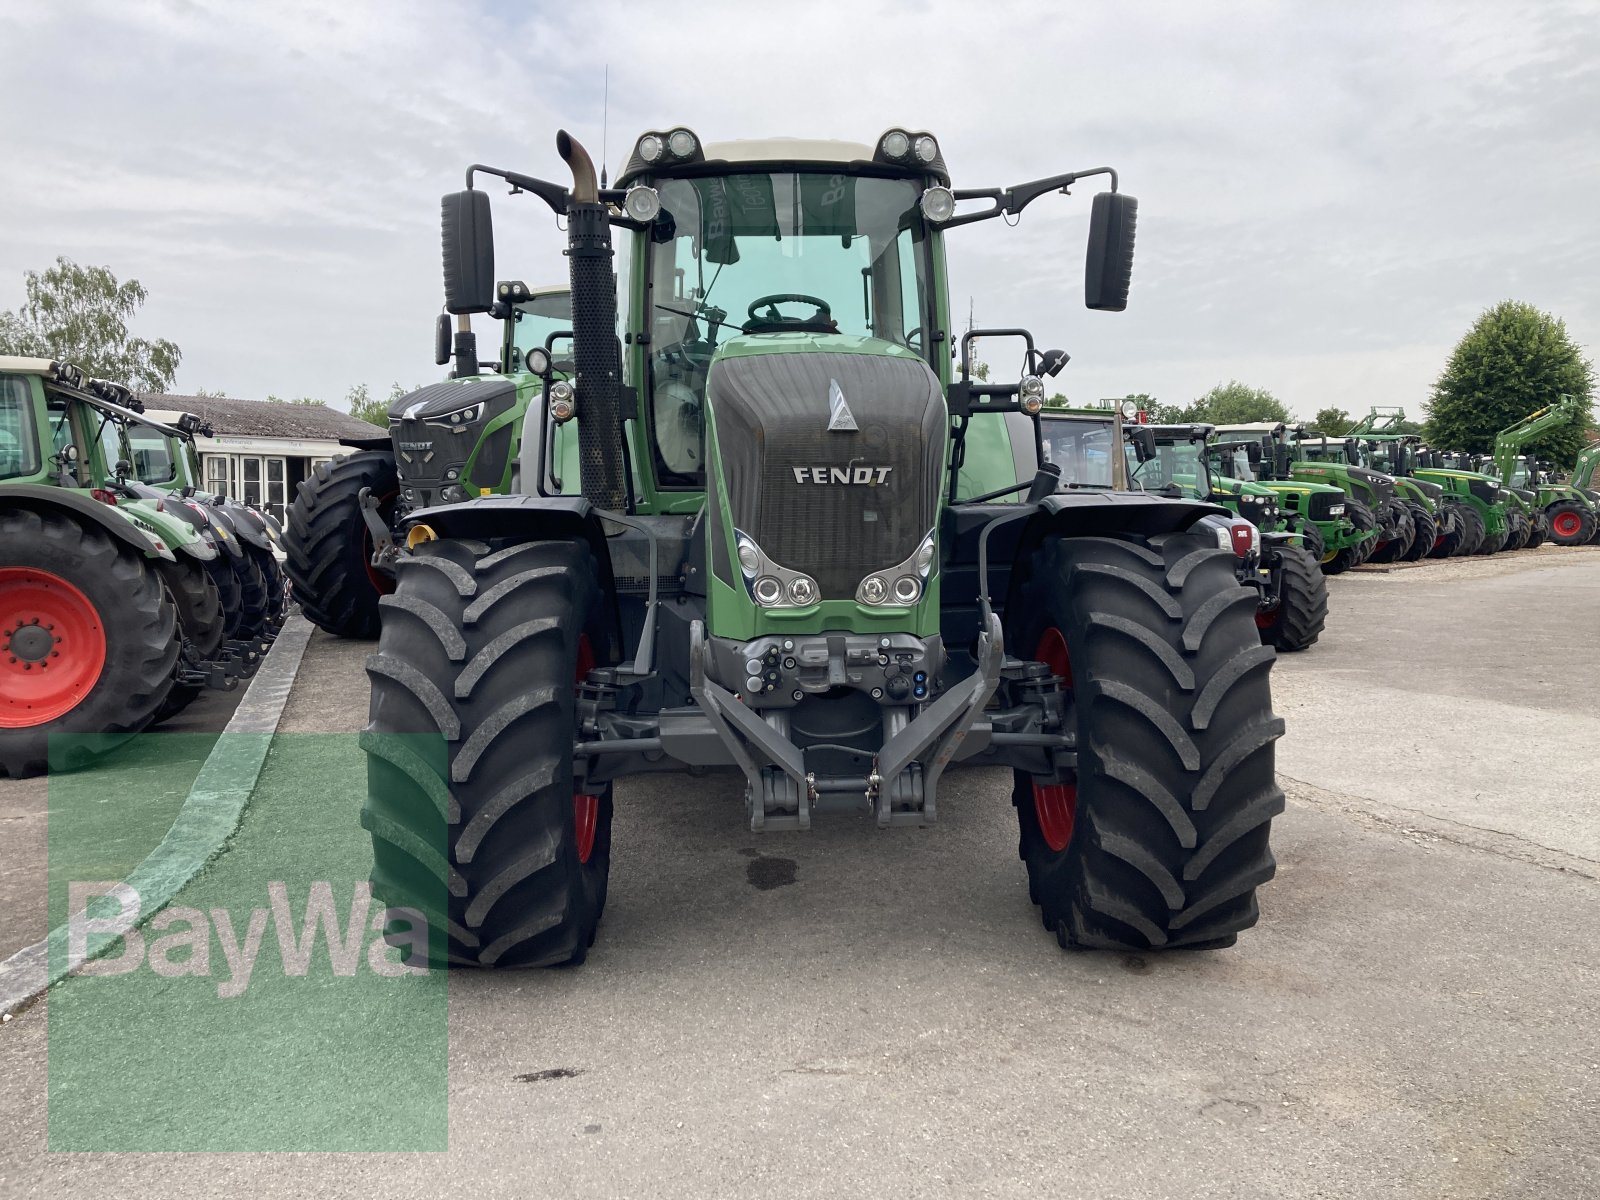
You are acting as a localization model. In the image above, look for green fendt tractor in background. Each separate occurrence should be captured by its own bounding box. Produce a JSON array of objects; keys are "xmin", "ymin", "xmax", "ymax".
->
[
  {"xmin": 1129, "ymin": 423, "xmax": 1327, "ymax": 651},
  {"xmin": 1406, "ymin": 445, "xmax": 1518, "ymax": 556},
  {"xmin": 1341, "ymin": 409, "xmax": 1462, "ymax": 559},
  {"xmin": 361, "ymin": 126, "xmax": 1284, "ymax": 966},
  {"xmin": 1570, "ymin": 442, "xmax": 1600, "ymax": 511},
  {"xmin": 284, "ymin": 285, "xmax": 571, "ymax": 637},
  {"xmin": 1489, "ymin": 396, "xmax": 1598, "ymax": 546},
  {"xmin": 1210, "ymin": 423, "xmax": 1378, "ymax": 572},
  {"xmin": 0, "ymin": 357, "xmax": 205, "ymax": 776}
]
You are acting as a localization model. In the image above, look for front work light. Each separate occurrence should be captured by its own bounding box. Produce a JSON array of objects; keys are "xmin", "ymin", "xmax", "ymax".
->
[
  {"xmin": 624, "ymin": 185, "xmax": 661, "ymax": 223},
  {"xmin": 920, "ymin": 186, "xmax": 955, "ymax": 224}
]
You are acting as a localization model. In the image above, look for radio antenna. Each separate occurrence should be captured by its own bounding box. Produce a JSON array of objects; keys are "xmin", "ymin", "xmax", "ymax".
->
[{"xmin": 600, "ymin": 64, "xmax": 610, "ymax": 189}]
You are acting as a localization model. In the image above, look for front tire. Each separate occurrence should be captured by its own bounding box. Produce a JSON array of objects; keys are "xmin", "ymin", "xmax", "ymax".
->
[
  {"xmin": 285, "ymin": 452, "xmax": 398, "ymax": 639},
  {"xmin": 1366, "ymin": 502, "xmax": 1414, "ymax": 564},
  {"xmin": 1255, "ymin": 544, "xmax": 1328, "ymax": 651},
  {"xmin": 1453, "ymin": 505, "xmax": 1486, "ymax": 556},
  {"xmin": 0, "ymin": 508, "xmax": 178, "ymax": 778},
  {"xmin": 1399, "ymin": 504, "xmax": 1436, "ymax": 562},
  {"xmin": 1324, "ymin": 498, "xmax": 1375, "ymax": 574},
  {"xmin": 362, "ymin": 537, "xmax": 613, "ymax": 968},
  {"xmin": 1007, "ymin": 532, "xmax": 1284, "ymax": 951}
]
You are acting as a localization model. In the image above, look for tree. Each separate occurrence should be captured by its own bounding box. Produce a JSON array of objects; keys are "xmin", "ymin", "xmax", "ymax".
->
[
  {"xmin": 1310, "ymin": 407, "xmax": 1352, "ymax": 435},
  {"xmin": 1188, "ymin": 380, "xmax": 1291, "ymax": 426},
  {"xmin": 0, "ymin": 257, "xmax": 181, "ymax": 390},
  {"xmin": 347, "ymin": 383, "xmax": 390, "ymax": 427},
  {"xmin": 289, "ymin": 397, "xmax": 327, "ymax": 407},
  {"xmin": 1426, "ymin": 300, "xmax": 1596, "ymax": 463}
]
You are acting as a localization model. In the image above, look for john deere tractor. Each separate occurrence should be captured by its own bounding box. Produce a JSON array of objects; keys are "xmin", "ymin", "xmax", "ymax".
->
[
  {"xmin": 1488, "ymin": 397, "xmax": 1599, "ymax": 547},
  {"xmin": 358, "ymin": 127, "xmax": 1284, "ymax": 966},
  {"xmin": 284, "ymin": 285, "xmax": 570, "ymax": 637},
  {"xmin": 1125, "ymin": 423, "xmax": 1326, "ymax": 651},
  {"xmin": 1210, "ymin": 423, "xmax": 1376, "ymax": 572},
  {"xmin": 0, "ymin": 358, "xmax": 206, "ymax": 776}
]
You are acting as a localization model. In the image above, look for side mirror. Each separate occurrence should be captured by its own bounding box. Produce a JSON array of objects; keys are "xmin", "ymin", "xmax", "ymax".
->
[
  {"xmin": 1244, "ymin": 442, "xmax": 1262, "ymax": 466},
  {"xmin": 440, "ymin": 190, "xmax": 495, "ymax": 315},
  {"xmin": 1345, "ymin": 438, "xmax": 1360, "ymax": 462},
  {"xmin": 177, "ymin": 412, "xmax": 202, "ymax": 436},
  {"xmin": 1085, "ymin": 192, "xmax": 1137, "ymax": 312},
  {"xmin": 435, "ymin": 313, "xmax": 452, "ymax": 366},
  {"xmin": 1129, "ymin": 427, "xmax": 1157, "ymax": 463}
]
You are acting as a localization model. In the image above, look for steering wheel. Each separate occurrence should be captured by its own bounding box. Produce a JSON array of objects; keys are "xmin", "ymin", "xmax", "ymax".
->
[{"xmin": 745, "ymin": 293, "xmax": 834, "ymax": 333}]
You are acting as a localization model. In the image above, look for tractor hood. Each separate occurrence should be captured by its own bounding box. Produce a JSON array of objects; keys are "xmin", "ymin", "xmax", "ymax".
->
[
  {"xmin": 388, "ymin": 377, "xmax": 520, "ymax": 506},
  {"xmin": 704, "ymin": 333, "xmax": 945, "ymax": 603}
]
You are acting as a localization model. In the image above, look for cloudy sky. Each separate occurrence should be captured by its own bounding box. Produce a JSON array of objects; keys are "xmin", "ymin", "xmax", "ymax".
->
[{"xmin": 4, "ymin": 0, "xmax": 1597, "ymax": 420}]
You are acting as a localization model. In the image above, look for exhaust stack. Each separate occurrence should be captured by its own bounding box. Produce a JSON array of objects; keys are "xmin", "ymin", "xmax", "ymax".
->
[{"xmin": 557, "ymin": 130, "xmax": 628, "ymax": 513}]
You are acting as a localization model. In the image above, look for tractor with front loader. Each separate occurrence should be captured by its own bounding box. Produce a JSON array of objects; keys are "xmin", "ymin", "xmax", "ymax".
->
[
  {"xmin": 284, "ymin": 285, "xmax": 571, "ymax": 638},
  {"xmin": 1488, "ymin": 396, "xmax": 1599, "ymax": 547},
  {"xmin": 359, "ymin": 127, "xmax": 1284, "ymax": 966}
]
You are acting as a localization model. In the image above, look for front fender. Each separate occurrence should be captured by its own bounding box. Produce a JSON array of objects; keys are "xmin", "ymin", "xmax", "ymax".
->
[{"xmin": 0, "ymin": 484, "xmax": 176, "ymax": 561}]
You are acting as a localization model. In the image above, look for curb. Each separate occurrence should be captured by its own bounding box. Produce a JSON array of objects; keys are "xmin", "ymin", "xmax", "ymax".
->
[{"xmin": 0, "ymin": 612, "xmax": 315, "ymax": 1020}]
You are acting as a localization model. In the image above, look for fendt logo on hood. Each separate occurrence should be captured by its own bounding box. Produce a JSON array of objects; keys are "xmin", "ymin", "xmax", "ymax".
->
[{"xmin": 791, "ymin": 466, "xmax": 893, "ymax": 485}]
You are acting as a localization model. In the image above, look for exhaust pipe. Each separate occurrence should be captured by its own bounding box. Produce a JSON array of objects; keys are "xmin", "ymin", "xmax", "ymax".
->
[{"xmin": 556, "ymin": 129, "xmax": 627, "ymax": 512}]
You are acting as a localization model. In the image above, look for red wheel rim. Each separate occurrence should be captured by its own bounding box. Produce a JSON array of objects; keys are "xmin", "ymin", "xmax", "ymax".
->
[
  {"xmin": 0, "ymin": 567, "xmax": 108, "ymax": 728},
  {"xmin": 363, "ymin": 488, "xmax": 400, "ymax": 596},
  {"xmin": 573, "ymin": 632, "xmax": 599, "ymax": 864},
  {"xmin": 1031, "ymin": 627, "xmax": 1078, "ymax": 854},
  {"xmin": 1553, "ymin": 511, "xmax": 1582, "ymax": 538}
]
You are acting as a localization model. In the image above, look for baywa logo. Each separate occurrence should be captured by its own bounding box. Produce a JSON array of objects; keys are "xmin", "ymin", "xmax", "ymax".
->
[{"xmin": 67, "ymin": 881, "xmax": 430, "ymax": 998}]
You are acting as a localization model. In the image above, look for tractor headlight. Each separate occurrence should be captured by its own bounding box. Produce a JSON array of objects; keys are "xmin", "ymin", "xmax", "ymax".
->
[
  {"xmin": 624, "ymin": 185, "xmax": 661, "ymax": 223},
  {"xmin": 549, "ymin": 380, "xmax": 577, "ymax": 423},
  {"xmin": 1019, "ymin": 375, "xmax": 1045, "ymax": 415},
  {"xmin": 893, "ymin": 575, "xmax": 921, "ymax": 604},
  {"xmin": 913, "ymin": 134, "xmax": 939, "ymax": 164},
  {"xmin": 787, "ymin": 576, "xmax": 817, "ymax": 606},
  {"xmin": 919, "ymin": 185, "xmax": 955, "ymax": 224},
  {"xmin": 880, "ymin": 130, "xmax": 911, "ymax": 160},
  {"xmin": 1120, "ymin": 400, "xmax": 1139, "ymax": 420},
  {"xmin": 637, "ymin": 134, "xmax": 664, "ymax": 163},
  {"xmin": 525, "ymin": 347, "xmax": 552, "ymax": 377},
  {"xmin": 1329, "ymin": 503, "xmax": 1345, "ymax": 517},
  {"xmin": 859, "ymin": 575, "xmax": 888, "ymax": 604},
  {"xmin": 667, "ymin": 129, "xmax": 698, "ymax": 159},
  {"xmin": 856, "ymin": 530, "xmax": 935, "ymax": 607},
  {"xmin": 736, "ymin": 528, "xmax": 819, "ymax": 608},
  {"xmin": 428, "ymin": 402, "xmax": 481, "ymax": 427},
  {"xmin": 736, "ymin": 534, "xmax": 761, "ymax": 576},
  {"xmin": 753, "ymin": 576, "xmax": 783, "ymax": 606}
]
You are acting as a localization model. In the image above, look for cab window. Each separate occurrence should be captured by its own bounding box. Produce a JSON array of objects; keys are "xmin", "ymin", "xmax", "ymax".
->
[{"xmin": 0, "ymin": 376, "xmax": 39, "ymax": 481}]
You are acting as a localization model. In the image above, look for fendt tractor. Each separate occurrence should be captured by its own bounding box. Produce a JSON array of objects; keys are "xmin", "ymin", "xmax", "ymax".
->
[
  {"xmin": 1489, "ymin": 396, "xmax": 1599, "ymax": 547},
  {"xmin": 1571, "ymin": 442, "xmax": 1600, "ymax": 508},
  {"xmin": 1, "ymin": 358, "xmax": 213, "ymax": 776},
  {"xmin": 359, "ymin": 127, "xmax": 1284, "ymax": 967},
  {"xmin": 1210, "ymin": 423, "xmax": 1380, "ymax": 572},
  {"xmin": 284, "ymin": 285, "xmax": 572, "ymax": 638},
  {"xmin": 1126, "ymin": 423, "xmax": 1327, "ymax": 651}
]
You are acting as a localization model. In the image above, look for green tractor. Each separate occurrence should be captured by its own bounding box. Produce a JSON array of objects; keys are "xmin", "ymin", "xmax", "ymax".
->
[
  {"xmin": 1127, "ymin": 423, "xmax": 1327, "ymax": 651},
  {"xmin": 1037, "ymin": 399, "xmax": 1133, "ymax": 490},
  {"xmin": 0, "ymin": 357, "xmax": 214, "ymax": 776},
  {"xmin": 284, "ymin": 285, "xmax": 571, "ymax": 637},
  {"xmin": 1342, "ymin": 409, "xmax": 1466, "ymax": 559},
  {"xmin": 359, "ymin": 127, "xmax": 1285, "ymax": 965},
  {"xmin": 1489, "ymin": 397, "xmax": 1599, "ymax": 547},
  {"xmin": 1406, "ymin": 446, "xmax": 1520, "ymax": 556},
  {"xmin": 1210, "ymin": 423, "xmax": 1378, "ymax": 572}
]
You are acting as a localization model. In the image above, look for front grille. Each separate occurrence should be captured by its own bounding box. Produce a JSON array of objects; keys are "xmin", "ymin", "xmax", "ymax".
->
[
  {"xmin": 1468, "ymin": 478, "xmax": 1499, "ymax": 503},
  {"xmin": 388, "ymin": 377, "xmax": 518, "ymax": 502},
  {"xmin": 1307, "ymin": 490, "xmax": 1343, "ymax": 522},
  {"xmin": 708, "ymin": 349, "xmax": 944, "ymax": 599}
]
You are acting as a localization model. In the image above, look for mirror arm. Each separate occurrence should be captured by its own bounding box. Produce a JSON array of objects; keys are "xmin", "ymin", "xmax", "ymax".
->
[
  {"xmin": 943, "ymin": 166, "xmax": 1119, "ymax": 229},
  {"xmin": 465, "ymin": 164, "xmax": 571, "ymax": 215}
]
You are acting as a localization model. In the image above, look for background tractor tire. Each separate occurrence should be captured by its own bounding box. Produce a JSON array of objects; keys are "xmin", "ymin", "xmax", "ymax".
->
[
  {"xmin": 1324, "ymin": 498, "xmax": 1376, "ymax": 574},
  {"xmin": 1545, "ymin": 501, "xmax": 1595, "ymax": 547},
  {"xmin": 206, "ymin": 554, "xmax": 244, "ymax": 638},
  {"xmin": 285, "ymin": 452, "xmax": 399, "ymax": 639},
  {"xmin": 363, "ymin": 537, "xmax": 614, "ymax": 968},
  {"xmin": 1474, "ymin": 518, "xmax": 1508, "ymax": 556},
  {"xmin": 1453, "ymin": 505, "xmax": 1485, "ymax": 556},
  {"xmin": 1007, "ymin": 531, "xmax": 1283, "ymax": 951},
  {"xmin": 248, "ymin": 545, "xmax": 287, "ymax": 632},
  {"xmin": 1366, "ymin": 501, "xmax": 1414, "ymax": 564},
  {"xmin": 1296, "ymin": 520, "xmax": 1325, "ymax": 563},
  {"xmin": 1399, "ymin": 503, "xmax": 1436, "ymax": 562},
  {"xmin": 150, "ymin": 557, "xmax": 227, "ymax": 725},
  {"xmin": 0, "ymin": 507, "xmax": 178, "ymax": 778},
  {"xmin": 1427, "ymin": 506, "xmax": 1464, "ymax": 558},
  {"xmin": 230, "ymin": 551, "xmax": 273, "ymax": 641},
  {"xmin": 1255, "ymin": 544, "xmax": 1328, "ymax": 652}
]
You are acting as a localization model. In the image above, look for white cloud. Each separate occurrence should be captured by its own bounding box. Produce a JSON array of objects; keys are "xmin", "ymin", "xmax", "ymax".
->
[{"xmin": 1, "ymin": 0, "xmax": 1595, "ymax": 417}]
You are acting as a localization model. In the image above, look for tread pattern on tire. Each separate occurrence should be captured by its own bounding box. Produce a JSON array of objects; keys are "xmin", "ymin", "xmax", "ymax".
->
[
  {"xmin": 1009, "ymin": 532, "xmax": 1283, "ymax": 952},
  {"xmin": 1258, "ymin": 544, "xmax": 1327, "ymax": 652},
  {"xmin": 284, "ymin": 452, "xmax": 398, "ymax": 639},
  {"xmin": 361, "ymin": 537, "xmax": 611, "ymax": 969}
]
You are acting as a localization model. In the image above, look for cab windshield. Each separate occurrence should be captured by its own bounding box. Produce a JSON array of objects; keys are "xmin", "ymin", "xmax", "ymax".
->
[
  {"xmin": 1132, "ymin": 439, "xmax": 1209, "ymax": 499},
  {"xmin": 128, "ymin": 424, "xmax": 177, "ymax": 485},
  {"xmin": 646, "ymin": 172, "xmax": 931, "ymax": 482},
  {"xmin": 1040, "ymin": 416, "xmax": 1116, "ymax": 488},
  {"xmin": 1211, "ymin": 445, "xmax": 1258, "ymax": 482}
]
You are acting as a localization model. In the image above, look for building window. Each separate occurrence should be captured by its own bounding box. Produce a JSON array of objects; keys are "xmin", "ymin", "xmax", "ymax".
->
[{"xmin": 204, "ymin": 454, "xmax": 231, "ymax": 497}]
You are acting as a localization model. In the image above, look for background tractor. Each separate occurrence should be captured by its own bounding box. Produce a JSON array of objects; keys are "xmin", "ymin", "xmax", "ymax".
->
[
  {"xmin": 283, "ymin": 286, "xmax": 570, "ymax": 638},
  {"xmin": 1128, "ymin": 423, "xmax": 1327, "ymax": 651},
  {"xmin": 358, "ymin": 127, "xmax": 1284, "ymax": 967},
  {"xmin": 1210, "ymin": 422, "xmax": 1377, "ymax": 572},
  {"xmin": 1488, "ymin": 397, "xmax": 1599, "ymax": 546},
  {"xmin": 0, "ymin": 357, "xmax": 190, "ymax": 776}
]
